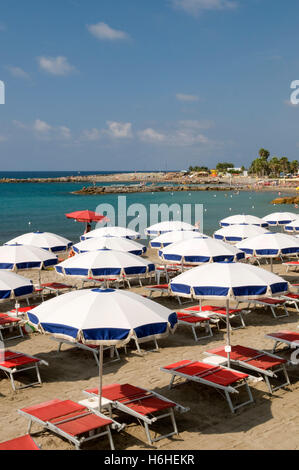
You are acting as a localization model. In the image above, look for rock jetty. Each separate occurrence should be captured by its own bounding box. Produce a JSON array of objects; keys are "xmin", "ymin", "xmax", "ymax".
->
[{"xmin": 72, "ymin": 184, "xmax": 234, "ymax": 195}]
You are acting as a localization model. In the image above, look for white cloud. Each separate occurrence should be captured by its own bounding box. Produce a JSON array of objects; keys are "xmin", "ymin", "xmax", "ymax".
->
[
  {"xmin": 81, "ymin": 128, "xmax": 101, "ymax": 141},
  {"xmin": 176, "ymin": 93, "xmax": 199, "ymax": 102},
  {"xmin": 33, "ymin": 119, "xmax": 52, "ymax": 133},
  {"xmin": 138, "ymin": 128, "xmax": 166, "ymax": 143},
  {"xmin": 5, "ymin": 66, "xmax": 30, "ymax": 80},
  {"xmin": 59, "ymin": 126, "xmax": 71, "ymax": 139},
  {"xmin": 105, "ymin": 121, "xmax": 133, "ymax": 138},
  {"xmin": 37, "ymin": 56, "xmax": 75, "ymax": 76},
  {"xmin": 138, "ymin": 121, "xmax": 211, "ymax": 146},
  {"xmin": 87, "ymin": 22, "xmax": 129, "ymax": 41},
  {"xmin": 12, "ymin": 120, "xmax": 27, "ymax": 129},
  {"xmin": 171, "ymin": 0, "xmax": 237, "ymax": 15}
]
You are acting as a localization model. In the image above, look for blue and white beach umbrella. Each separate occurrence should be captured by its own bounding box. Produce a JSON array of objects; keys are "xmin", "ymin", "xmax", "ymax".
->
[
  {"xmin": 55, "ymin": 249, "xmax": 155, "ymax": 278},
  {"xmin": 236, "ymin": 233, "xmax": 299, "ymax": 257},
  {"xmin": 5, "ymin": 231, "xmax": 72, "ymax": 253},
  {"xmin": 81, "ymin": 226, "xmax": 141, "ymax": 241},
  {"xmin": 170, "ymin": 262, "xmax": 289, "ymax": 301},
  {"xmin": 284, "ymin": 218, "xmax": 299, "ymax": 233},
  {"xmin": 150, "ymin": 230, "xmax": 208, "ymax": 249},
  {"xmin": 27, "ymin": 288, "xmax": 177, "ymax": 345},
  {"xmin": 0, "ymin": 271, "xmax": 34, "ymax": 300},
  {"xmin": 159, "ymin": 237, "xmax": 245, "ymax": 265},
  {"xmin": 27, "ymin": 288, "xmax": 177, "ymax": 410},
  {"xmin": 0, "ymin": 245, "xmax": 58, "ymax": 271},
  {"xmin": 219, "ymin": 214, "xmax": 269, "ymax": 228},
  {"xmin": 73, "ymin": 237, "xmax": 146, "ymax": 256},
  {"xmin": 213, "ymin": 225, "xmax": 269, "ymax": 244},
  {"xmin": 262, "ymin": 212, "xmax": 297, "ymax": 227},
  {"xmin": 236, "ymin": 232, "xmax": 299, "ymax": 272},
  {"xmin": 169, "ymin": 262, "xmax": 289, "ymax": 366},
  {"xmin": 145, "ymin": 221, "xmax": 197, "ymax": 236}
]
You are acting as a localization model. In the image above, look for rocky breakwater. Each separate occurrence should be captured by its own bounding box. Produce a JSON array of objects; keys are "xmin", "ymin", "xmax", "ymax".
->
[
  {"xmin": 271, "ymin": 195, "xmax": 299, "ymax": 205},
  {"xmin": 72, "ymin": 184, "xmax": 234, "ymax": 195}
]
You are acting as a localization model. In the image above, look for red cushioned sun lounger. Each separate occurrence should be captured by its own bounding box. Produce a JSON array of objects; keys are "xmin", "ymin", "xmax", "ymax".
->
[
  {"xmin": 283, "ymin": 261, "xmax": 299, "ymax": 272},
  {"xmin": 183, "ymin": 305, "xmax": 247, "ymax": 330},
  {"xmin": 205, "ymin": 344, "xmax": 290, "ymax": 394},
  {"xmin": 265, "ymin": 331, "xmax": 299, "ymax": 354},
  {"xmin": 278, "ymin": 293, "xmax": 299, "ymax": 312},
  {"xmin": 160, "ymin": 360, "xmax": 254, "ymax": 413},
  {"xmin": 83, "ymin": 383, "xmax": 188, "ymax": 445},
  {"xmin": 176, "ymin": 312, "xmax": 213, "ymax": 341},
  {"xmin": 0, "ymin": 313, "xmax": 24, "ymax": 341},
  {"xmin": 245, "ymin": 298, "xmax": 289, "ymax": 319},
  {"xmin": 0, "ymin": 349, "xmax": 48, "ymax": 391},
  {"xmin": 18, "ymin": 399, "xmax": 120, "ymax": 450},
  {"xmin": 0, "ymin": 434, "xmax": 40, "ymax": 450},
  {"xmin": 41, "ymin": 282, "xmax": 74, "ymax": 297}
]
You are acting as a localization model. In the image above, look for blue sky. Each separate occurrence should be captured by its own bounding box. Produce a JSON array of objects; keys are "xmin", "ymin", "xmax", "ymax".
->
[{"xmin": 0, "ymin": 0, "xmax": 299, "ymax": 171}]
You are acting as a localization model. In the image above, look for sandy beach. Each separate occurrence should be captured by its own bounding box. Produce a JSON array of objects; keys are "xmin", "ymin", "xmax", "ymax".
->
[{"xmin": 1, "ymin": 247, "xmax": 299, "ymax": 451}]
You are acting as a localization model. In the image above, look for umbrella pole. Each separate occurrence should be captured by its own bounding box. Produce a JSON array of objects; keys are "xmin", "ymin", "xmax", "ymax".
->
[
  {"xmin": 226, "ymin": 299, "xmax": 231, "ymax": 368},
  {"xmin": 98, "ymin": 345, "xmax": 103, "ymax": 412},
  {"xmin": 270, "ymin": 257, "xmax": 273, "ymax": 273}
]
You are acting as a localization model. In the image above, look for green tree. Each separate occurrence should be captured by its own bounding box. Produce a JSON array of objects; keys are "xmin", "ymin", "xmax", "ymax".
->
[{"xmin": 216, "ymin": 162, "xmax": 234, "ymax": 172}]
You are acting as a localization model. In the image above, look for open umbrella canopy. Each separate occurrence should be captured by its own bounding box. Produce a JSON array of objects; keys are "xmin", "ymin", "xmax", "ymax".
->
[
  {"xmin": 213, "ymin": 225, "xmax": 269, "ymax": 244},
  {"xmin": 27, "ymin": 288, "xmax": 177, "ymax": 346},
  {"xmin": 170, "ymin": 262, "xmax": 289, "ymax": 301},
  {"xmin": 284, "ymin": 218, "xmax": 299, "ymax": 233},
  {"xmin": 0, "ymin": 245, "xmax": 58, "ymax": 271},
  {"xmin": 0, "ymin": 271, "xmax": 34, "ymax": 300},
  {"xmin": 262, "ymin": 212, "xmax": 298, "ymax": 226},
  {"xmin": 150, "ymin": 230, "xmax": 208, "ymax": 249},
  {"xmin": 5, "ymin": 231, "xmax": 72, "ymax": 253},
  {"xmin": 159, "ymin": 237, "xmax": 245, "ymax": 264},
  {"xmin": 219, "ymin": 214, "xmax": 269, "ymax": 228},
  {"xmin": 81, "ymin": 226, "xmax": 141, "ymax": 241},
  {"xmin": 236, "ymin": 232, "xmax": 299, "ymax": 257},
  {"xmin": 145, "ymin": 221, "xmax": 197, "ymax": 236},
  {"xmin": 73, "ymin": 237, "xmax": 146, "ymax": 256},
  {"xmin": 55, "ymin": 249, "xmax": 155, "ymax": 278},
  {"xmin": 65, "ymin": 210, "xmax": 107, "ymax": 223}
]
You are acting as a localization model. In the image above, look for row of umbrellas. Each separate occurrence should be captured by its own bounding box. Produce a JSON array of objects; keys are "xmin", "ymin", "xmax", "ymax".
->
[{"xmin": 25, "ymin": 260, "xmax": 290, "ymax": 410}]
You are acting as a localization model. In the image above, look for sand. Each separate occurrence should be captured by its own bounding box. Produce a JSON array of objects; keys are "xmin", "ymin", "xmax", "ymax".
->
[{"xmin": 1, "ymin": 248, "xmax": 299, "ymax": 451}]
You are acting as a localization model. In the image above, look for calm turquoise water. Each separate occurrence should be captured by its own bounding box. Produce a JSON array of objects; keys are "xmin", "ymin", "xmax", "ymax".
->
[{"xmin": 0, "ymin": 179, "xmax": 294, "ymax": 245}]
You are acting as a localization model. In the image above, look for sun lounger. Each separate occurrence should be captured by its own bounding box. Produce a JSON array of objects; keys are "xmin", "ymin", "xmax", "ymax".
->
[
  {"xmin": 0, "ymin": 313, "xmax": 24, "ymax": 341},
  {"xmin": 279, "ymin": 293, "xmax": 299, "ymax": 312},
  {"xmin": 155, "ymin": 265, "xmax": 181, "ymax": 283},
  {"xmin": 176, "ymin": 312, "xmax": 213, "ymax": 341},
  {"xmin": 145, "ymin": 284, "xmax": 187, "ymax": 305},
  {"xmin": 205, "ymin": 344, "xmax": 290, "ymax": 394},
  {"xmin": 49, "ymin": 337, "xmax": 120, "ymax": 365},
  {"xmin": 245, "ymin": 298, "xmax": 289, "ymax": 319},
  {"xmin": 41, "ymin": 282, "xmax": 74, "ymax": 297},
  {"xmin": 83, "ymin": 383, "xmax": 189, "ymax": 445},
  {"xmin": 265, "ymin": 331, "xmax": 299, "ymax": 353},
  {"xmin": 283, "ymin": 261, "xmax": 299, "ymax": 272},
  {"xmin": 0, "ymin": 434, "xmax": 40, "ymax": 450},
  {"xmin": 183, "ymin": 305, "xmax": 247, "ymax": 330},
  {"xmin": 0, "ymin": 349, "xmax": 48, "ymax": 391},
  {"xmin": 161, "ymin": 360, "xmax": 254, "ymax": 413},
  {"xmin": 8, "ymin": 305, "xmax": 38, "ymax": 318},
  {"xmin": 18, "ymin": 399, "xmax": 119, "ymax": 450}
]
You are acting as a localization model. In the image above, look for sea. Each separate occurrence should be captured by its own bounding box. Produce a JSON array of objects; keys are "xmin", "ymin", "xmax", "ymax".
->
[{"xmin": 0, "ymin": 171, "xmax": 294, "ymax": 245}]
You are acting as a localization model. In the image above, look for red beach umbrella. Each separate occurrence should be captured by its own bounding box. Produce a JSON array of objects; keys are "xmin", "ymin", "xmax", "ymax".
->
[{"xmin": 65, "ymin": 210, "xmax": 107, "ymax": 223}]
